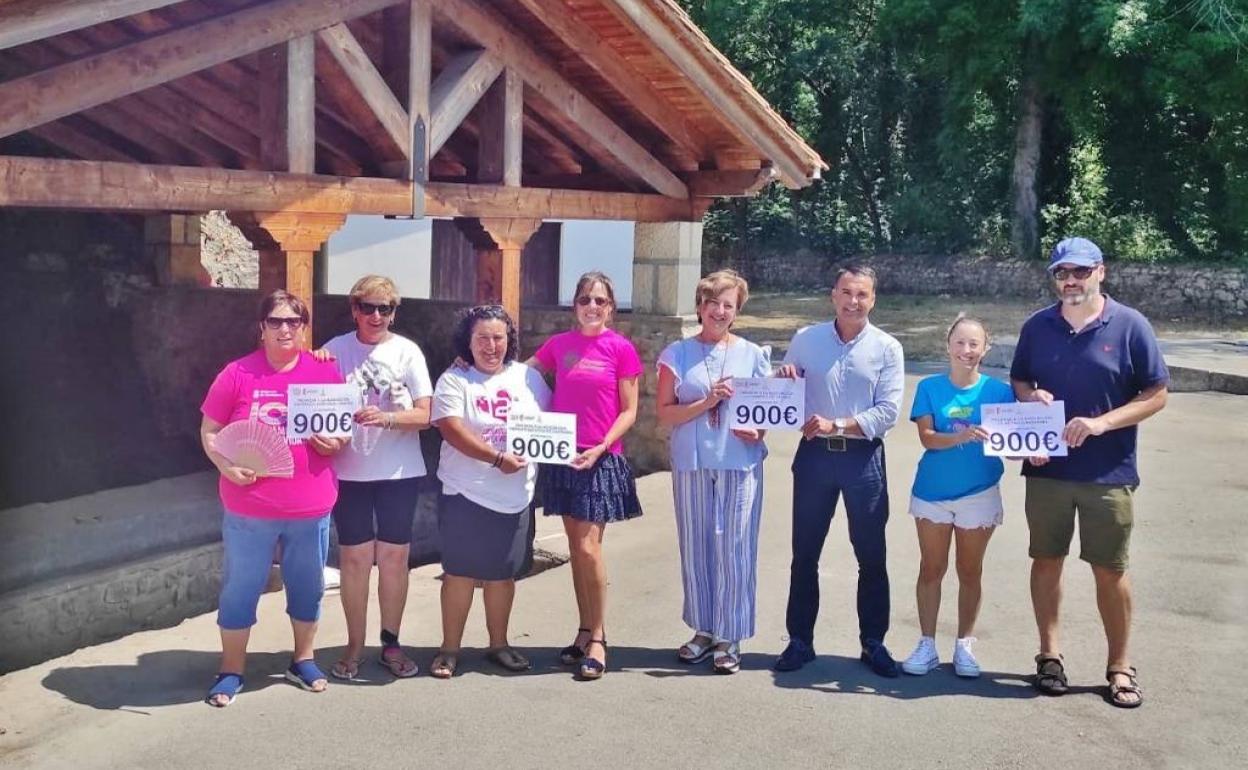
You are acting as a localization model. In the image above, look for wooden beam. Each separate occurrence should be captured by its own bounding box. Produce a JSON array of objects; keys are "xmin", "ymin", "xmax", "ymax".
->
[
  {"xmin": 0, "ymin": 0, "xmax": 182, "ymax": 51},
  {"xmin": 431, "ymin": 0, "xmax": 689, "ymax": 199},
  {"xmin": 27, "ymin": 122, "xmax": 141, "ymax": 164},
  {"xmin": 0, "ymin": 0, "xmax": 397, "ymax": 139},
  {"xmin": 430, "ymin": 49, "xmax": 503, "ymax": 157},
  {"xmin": 604, "ymin": 0, "xmax": 813, "ymax": 188},
  {"xmin": 0, "ymin": 156, "xmax": 708, "ymax": 221},
  {"xmin": 686, "ymin": 166, "xmax": 779, "ymax": 197},
  {"xmin": 314, "ymin": 42, "xmax": 405, "ymax": 163},
  {"xmin": 477, "ymin": 69, "xmax": 523, "ymax": 186},
  {"xmin": 508, "ymin": 0, "xmax": 706, "ymax": 162},
  {"xmin": 409, "ymin": 0, "xmax": 432, "ymax": 184},
  {"xmin": 288, "ymin": 36, "xmax": 317, "ymax": 174},
  {"xmin": 317, "ymin": 23, "xmax": 409, "ymax": 156}
]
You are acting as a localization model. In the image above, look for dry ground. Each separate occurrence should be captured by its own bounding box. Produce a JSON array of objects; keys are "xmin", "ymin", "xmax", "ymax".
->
[{"xmin": 735, "ymin": 292, "xmax": 1248, "ymax": 361}]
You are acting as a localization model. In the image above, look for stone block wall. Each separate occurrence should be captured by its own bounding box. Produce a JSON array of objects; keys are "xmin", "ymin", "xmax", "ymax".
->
[{"xmin": 708, "ymin": 248, "xmax": 1248, "ymax": 321}]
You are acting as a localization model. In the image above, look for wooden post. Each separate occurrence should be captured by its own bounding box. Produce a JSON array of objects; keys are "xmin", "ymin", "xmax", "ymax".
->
[
  {"xmin": 227, "ymin": 211, "xmax": 346, "ymax": 344},
  {"xmin": 453, "ymin": 217, "xmax": 540, "ymax": 325}
]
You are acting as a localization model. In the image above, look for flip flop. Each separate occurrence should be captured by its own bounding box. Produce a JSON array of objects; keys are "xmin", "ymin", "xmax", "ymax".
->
[
  {"xmin": 284, "ymin": 659, "xmax": 328, "ymax": 692},
  {"xmin": 205, "ymin": 672, "xmax": 244, "ymax": 707},
  {"xmin": 486, "ymin": 646, "xmax": 532, "ymax": 672},
  {"xmin": 379, "ymin": 645, "xmax": 420, "ymax": 678},
  {"xmin": 330, "ymin": 656, "xmax": 362, "ymax": 680},
  {"xmin": 430, "ymin": 651, "xmax": 458, "ymax": 679}
]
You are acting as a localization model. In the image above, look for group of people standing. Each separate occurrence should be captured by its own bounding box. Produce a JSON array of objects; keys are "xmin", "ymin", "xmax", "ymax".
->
[{"xmin": 199, "ymin": 235, "xmax": 1167, "ymax": 712}]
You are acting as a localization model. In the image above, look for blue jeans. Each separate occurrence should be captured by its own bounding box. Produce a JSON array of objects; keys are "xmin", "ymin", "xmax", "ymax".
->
[
  {"xmin": 785, "ymin": 439, "xmax": 891, "ymax": 648},
  {"xmin": 218, "ymin": 510, "xmax": 331, "ymax": 630}
]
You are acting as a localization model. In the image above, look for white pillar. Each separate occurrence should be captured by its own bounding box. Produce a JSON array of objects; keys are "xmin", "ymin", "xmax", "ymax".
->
[{"xmin": 631, "ymin": 221, "xmax": 703, "ymax": 315}]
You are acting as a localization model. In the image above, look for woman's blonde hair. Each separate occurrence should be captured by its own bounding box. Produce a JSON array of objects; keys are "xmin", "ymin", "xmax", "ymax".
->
[
  {"xmin": 946, "ymin": 313, "xmax": 990, "ymax": 344},
  {"xmin": 348, "ymin": 274, "xmax": 401, "ymax": 307},
  {"xmin": 695, "ymin": 269, "xmax": 749, "ymax": 319}
]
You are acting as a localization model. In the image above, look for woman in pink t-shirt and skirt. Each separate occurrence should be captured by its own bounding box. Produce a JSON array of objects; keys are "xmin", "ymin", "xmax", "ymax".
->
[{"xmin": 530, "ymin": 272, "xmax": 644, "ymax": 680}]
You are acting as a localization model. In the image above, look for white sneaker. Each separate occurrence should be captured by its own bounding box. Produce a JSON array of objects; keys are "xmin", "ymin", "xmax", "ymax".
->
[
  {"xmin": 953, "ymin": 637, "xmax": 981, "ymax": 678},
  {"xmin": 901, "ymin": 636, "xmax": 940, "ymax": 675}
]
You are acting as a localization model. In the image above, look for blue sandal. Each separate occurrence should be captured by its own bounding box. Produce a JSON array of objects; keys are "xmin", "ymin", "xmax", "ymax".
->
[
  {"xmin": 205, "ymin": 672, "xmax": 244, "ymax": 707},
  {"xmin": 284, "ymin": 659, "xmax": 328, "ymax": 692}
]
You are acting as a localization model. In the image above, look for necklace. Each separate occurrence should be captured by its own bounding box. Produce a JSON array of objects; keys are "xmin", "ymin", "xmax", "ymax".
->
[{"xmin": 700, "ymin": 335, "xmax": 729, "ymax": 428}]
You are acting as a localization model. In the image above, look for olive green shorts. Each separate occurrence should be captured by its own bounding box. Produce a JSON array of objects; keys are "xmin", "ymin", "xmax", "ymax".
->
[{"xmin": 1024, "ymin": 477, "xmax": 1135, "ymax": 570}]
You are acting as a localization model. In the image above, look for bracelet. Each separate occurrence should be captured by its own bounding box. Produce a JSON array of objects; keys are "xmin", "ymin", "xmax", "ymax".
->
[{"xmin": 491, "ymin": 451, "xmax": 504, "ymax": 468}]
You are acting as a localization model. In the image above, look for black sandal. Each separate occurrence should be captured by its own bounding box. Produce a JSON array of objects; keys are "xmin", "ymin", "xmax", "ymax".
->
[
  {"xmin": 559, "ymin": 627, "xmax": 591, "ymax": 665},
  {"xmin": 578, "ymin": 638, "xmax": 607, "ymax": 680},
  {"xmin": 1106, "ymin": 666, "xmax": 1143, "ymax": 709},
  {"xmin": 1034, "ymin": 654, "xmax": 1069, "ymax": 695}
]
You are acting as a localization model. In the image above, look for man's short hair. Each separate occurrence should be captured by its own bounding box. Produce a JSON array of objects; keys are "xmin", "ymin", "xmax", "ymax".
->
[{"xmin": 833, "ymin": 264, "xmax": 878, "ymax": 291}]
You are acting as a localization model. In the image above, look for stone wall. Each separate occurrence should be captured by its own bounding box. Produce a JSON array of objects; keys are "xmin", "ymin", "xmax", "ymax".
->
[{"xmin": 708, "ymin": 248, "xmax": 1248, "ymax": 320}]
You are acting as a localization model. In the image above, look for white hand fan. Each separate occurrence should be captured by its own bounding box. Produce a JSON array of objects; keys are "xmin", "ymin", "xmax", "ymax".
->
[{"xmin": 212, "ymin": 420, "xmax": 295, "ymax": 478}]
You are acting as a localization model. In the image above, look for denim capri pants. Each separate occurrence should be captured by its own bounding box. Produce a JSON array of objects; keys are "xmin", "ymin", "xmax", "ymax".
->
[{"xmin": 218, "ymin": 510, "xmax": 331, "ymax": 630}]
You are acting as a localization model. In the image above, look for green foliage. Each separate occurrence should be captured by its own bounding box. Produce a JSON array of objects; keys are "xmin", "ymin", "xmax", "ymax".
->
[{"xmin": 682, "ymin": 0, "xmax": 1248, "ymax": 262}]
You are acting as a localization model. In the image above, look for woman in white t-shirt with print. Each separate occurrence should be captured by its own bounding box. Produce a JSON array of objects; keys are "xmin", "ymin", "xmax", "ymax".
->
[
  {"xmin": 320, "ymin": 276, "xmax": 433, "ymax": 681},
  {"xmin": 429, "ymin": 305, "xmax": 551, "ymax": 679}
]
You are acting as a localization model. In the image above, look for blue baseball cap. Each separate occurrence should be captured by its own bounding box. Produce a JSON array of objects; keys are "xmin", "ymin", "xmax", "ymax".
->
[{"xmin": 1048, "ymin": 237, "xmax": 1103, "ymax": 272}]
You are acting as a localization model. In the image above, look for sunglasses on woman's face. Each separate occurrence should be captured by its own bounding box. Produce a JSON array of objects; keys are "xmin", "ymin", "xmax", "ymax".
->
[
  {"xmin": 356, "ymin": 301, "xmax": 396, "ymax": 316},
  {"xmin": 576, "ymin": 296, "xmax": 610, "ymax": 307},
  {"xmin": 264, "ymin": 316, "xmax": 305, "ymax": 330},
  {"xmin": 1052, "ymin": 266, "xmax": 1096, "ymax": 281}
]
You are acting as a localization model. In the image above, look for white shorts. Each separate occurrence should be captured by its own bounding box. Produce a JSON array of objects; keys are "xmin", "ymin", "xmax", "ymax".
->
[{"xmin": 909, "ymin": 485, "xmax": 1003, "ymax": 530}]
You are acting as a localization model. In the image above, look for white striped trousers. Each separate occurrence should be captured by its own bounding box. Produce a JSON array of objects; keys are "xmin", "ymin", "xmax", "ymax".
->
[{"xmin": 671, "ymin": 466, "xmax": 764, "ymax": 642}]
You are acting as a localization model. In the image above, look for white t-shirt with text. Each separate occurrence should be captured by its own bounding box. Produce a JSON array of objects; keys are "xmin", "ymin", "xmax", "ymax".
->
[
  {"xmin": 325, "ymin": 332, "xmax": 433, "ymax": 481},
  {"xmin": 432, "ymin": 362, "xmax": 551, "ymax": 513}
]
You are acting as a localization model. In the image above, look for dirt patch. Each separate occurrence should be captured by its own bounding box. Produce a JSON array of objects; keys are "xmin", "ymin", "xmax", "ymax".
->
[{"xmin": 736, "ymin": 292, "xmax": 1248, "ymax": 362}]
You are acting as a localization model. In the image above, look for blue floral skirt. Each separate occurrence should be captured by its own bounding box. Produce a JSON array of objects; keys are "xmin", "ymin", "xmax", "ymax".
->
[{"xmin": 540, "ymin": 452, "xmax": 643, "ymax": 523}]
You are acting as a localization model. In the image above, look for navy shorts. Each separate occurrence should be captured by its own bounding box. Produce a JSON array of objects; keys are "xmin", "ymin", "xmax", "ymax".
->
[{"xmin": 332, "ymin": 477, "xmax": 422, "ymax": 546}]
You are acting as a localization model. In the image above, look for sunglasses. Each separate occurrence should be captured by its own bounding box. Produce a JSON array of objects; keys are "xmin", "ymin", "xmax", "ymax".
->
[
  {"xmin": 576, "ymin": 296, "xmax": 610, "ymax": 307},
  {"xmin": 264, "ymin": 316, "xmax": 305, "ymax": 330},
  {"xmin": 1052, "ymin": 266, "xmax": 1096, "ymax": 281},
  {"xmin": 356, "ymin": 301, "xmax": 396, "ymax": 316}
]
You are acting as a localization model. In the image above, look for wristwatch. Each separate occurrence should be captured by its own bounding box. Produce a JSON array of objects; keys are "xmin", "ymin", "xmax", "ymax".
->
[{"xmin": 834, "ymin": 418, "xmax": 848, "ymax": 437}]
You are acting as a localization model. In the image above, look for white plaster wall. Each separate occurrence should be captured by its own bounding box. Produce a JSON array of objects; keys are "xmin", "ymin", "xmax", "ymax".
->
[
  {"xmin": 325, "ymin": 216, "xmax": 433, "ymax": 298},
  {"xmin": 558, "ymin": 220, "xmax": 635, "ymax": 309}
]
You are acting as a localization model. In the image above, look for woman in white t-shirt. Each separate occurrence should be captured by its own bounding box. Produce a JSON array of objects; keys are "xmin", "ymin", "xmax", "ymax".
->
[
  {"xmin": 320, "ymin": 276, "xmax": 433, "ymax": 681},
  {"xmin": 429, "ymin": 305, "xmax": 551, "ymax": 678}
]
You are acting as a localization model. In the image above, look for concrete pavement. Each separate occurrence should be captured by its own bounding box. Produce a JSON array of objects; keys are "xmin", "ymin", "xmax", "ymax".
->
[{"xmin": 1, "ymin": 374, "xmax": 1245, "ymax": 769}]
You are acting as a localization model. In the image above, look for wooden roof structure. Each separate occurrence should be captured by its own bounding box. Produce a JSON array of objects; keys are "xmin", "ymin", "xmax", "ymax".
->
[{"xmin": 0, "ymin": 0, "xmax": 825, "ymax": 320}]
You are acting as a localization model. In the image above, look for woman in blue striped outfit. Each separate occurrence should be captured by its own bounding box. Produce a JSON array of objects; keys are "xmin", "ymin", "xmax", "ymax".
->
[{"xmin": 656, "ymin": 270, "xmax": 770, "ymax": 674}]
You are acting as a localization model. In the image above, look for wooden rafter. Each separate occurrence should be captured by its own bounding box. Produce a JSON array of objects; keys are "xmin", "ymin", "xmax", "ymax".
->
[
  {"xmin": 509, "ymin": 0, "xmax": 707, "ymax": 163},
  {"xmin": 0, "ymin": 156, "xmax": 709, "ymax": 221},
  {"xmin": 0, "ymin": 0, "xmax": 397, "ymax": 140},
  {"xmin": 431, "ymin": 0, "xmax": 689, "ymax": 199},
  {"xmin": 314, "ymin": 42, "xmax": 405, "ymax": 165},
  {"xmin": 27, "ymin": 122, "xmax": 141, "ymax": 164},
  {"xmin": 605, "ymin": 0, "xmax": 812, "ymax": 187},
  {"xmin": 0, "ymin": 0, "xmax": 182, "ymax": 51},
  {"xmin": 317, "ymin": 23, "xmax": 409, "ymax": 157},
  {"xmin": 477, "ymin": 68, "xmax": 523, "ymax": 186},
  {"xmin": 685, "ymin": 166, "xmax": 779, "ymax": 197},
  {"xmin": 430, "ymin": 49, "xmax": 503, "ymax": 156}
]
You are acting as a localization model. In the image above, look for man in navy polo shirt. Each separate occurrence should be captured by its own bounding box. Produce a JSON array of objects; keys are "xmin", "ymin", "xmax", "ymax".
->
[{"xmin": 1010, "ymin": 236, "xmax": 1168, "ymax": 709}]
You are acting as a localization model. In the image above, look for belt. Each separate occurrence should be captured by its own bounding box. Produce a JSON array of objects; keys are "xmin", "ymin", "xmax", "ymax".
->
[{"xmin": 806, "ymin": 436, "xmax": 881, "ymax": 453}]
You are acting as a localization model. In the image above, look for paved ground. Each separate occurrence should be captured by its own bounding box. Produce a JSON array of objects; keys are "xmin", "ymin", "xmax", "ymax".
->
[{"xmin": 1, "ymin": 374, "xmax": 1245, "ymax": 769}]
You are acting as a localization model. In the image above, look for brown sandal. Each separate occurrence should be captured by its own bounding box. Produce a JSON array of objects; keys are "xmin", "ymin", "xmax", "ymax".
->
[
  {"xmin": 486, "ymin": 646, "xmax": 532, "ymax": 672},
  {"xmin": 429, "ymin": 651, "xmax": 458, "ymax": 679},
  {"xmin": 1106, "ymin": 666, "xmax": 1143, "ymax": 708},
  {"xmin": 1034, "ymin": 654, "xmax": 1069, "ymax": 695}
]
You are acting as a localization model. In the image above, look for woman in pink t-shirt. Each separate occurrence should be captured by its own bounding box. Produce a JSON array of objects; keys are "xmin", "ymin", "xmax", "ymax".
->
[
  {"xmin": 531, "ymin": 272, "xmax": 643, "ymax": 680},
  {"xmin": 198, "ymin": 290, "xmax": 347, "ymax": 707}
]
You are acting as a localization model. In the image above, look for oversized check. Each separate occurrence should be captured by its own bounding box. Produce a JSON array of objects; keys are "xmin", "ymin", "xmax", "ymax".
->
[
  {"xmin": 287, "ymin": 383, "xmax": 361, "ymax": 439},
  {"xmin": 980, "ymin": 400, "xmax": 1068, "ymax": 457},
  {"xmin": 728, "ymin": 377, "xmax": 805, "ymax": 430},
  {"xmin": 506, "ymin": 409, "xmax": 577, "ymax": 465}
]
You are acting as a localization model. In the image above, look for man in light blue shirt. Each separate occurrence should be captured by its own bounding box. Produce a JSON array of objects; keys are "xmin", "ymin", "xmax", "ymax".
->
[{"xmin": 773, "ymin": 265, "xmax": 905, "ymax": 677}]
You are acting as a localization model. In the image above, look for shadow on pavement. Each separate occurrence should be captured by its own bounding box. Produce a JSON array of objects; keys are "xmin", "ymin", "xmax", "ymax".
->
[
  {"xmin": 41, "ymin": 649, "xmax": 303, "ymax": 711},
  {"xmin": 768, "ymin": 654, "xmax": 1042, "ymax": 699}
]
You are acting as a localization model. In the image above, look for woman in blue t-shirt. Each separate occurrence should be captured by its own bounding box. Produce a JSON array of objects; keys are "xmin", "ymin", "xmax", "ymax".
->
[{"xmin": 901, "ymin": 316, "xmax": 1014, "ymax": 679}]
